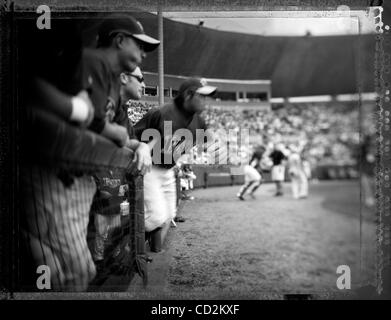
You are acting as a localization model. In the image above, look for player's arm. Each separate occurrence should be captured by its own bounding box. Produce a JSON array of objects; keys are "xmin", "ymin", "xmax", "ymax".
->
[
  {"xmin": 126, "ymin": 138, "xmax": 140, "ymax": 150},
  {"xmin": 108, "ymin": 108, "xmax": 151, "ymax": 174},
  {"xmin": 33, "ymin": 77, "xmax": 94, "ymax": 127},
  {"xmin": 124, "ymin": 138, "xmax": 152, "ymax": 175},
  {"xmin": 101, "ymin": 121, "xmax": 129, "ymax": 147},
  {"xmin": 125, "ymin": 136, "xmax": 155, "ymax": 156}
]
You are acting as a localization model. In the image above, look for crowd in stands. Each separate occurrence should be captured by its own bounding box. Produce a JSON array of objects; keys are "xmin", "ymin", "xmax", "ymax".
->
[
  {"xmin": 127, "ymin": 101, "xmax": 157, "ymax": 125},
  {"xmin": 202, "ymin": 102, "xmax": 361, "ymax": 166},
  {"xmin": 127, "ymin": 100, "xmax": 365, "ymax": 168}
]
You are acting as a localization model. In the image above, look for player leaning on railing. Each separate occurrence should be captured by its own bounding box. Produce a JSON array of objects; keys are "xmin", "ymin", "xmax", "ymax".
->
[
  {"xmin": 20, "ymin": 14, "xmax": 159, "ymax": 291},
  {"xmin": 90, "ymin": 67, "xmax": 149, "ymax": 279}
]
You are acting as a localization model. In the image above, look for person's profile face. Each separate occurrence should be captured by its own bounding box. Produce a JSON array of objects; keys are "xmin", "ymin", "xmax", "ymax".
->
[
  {"xmin": 121, "ymin": 71, "xmax": 145, "ymax": 101},
  {"xmin": 184, "ymin": 90, "xmax": 207, "ymax": 114},
  {"xmin": 117, "ymin": 34, "xmax": 146, "ymax": 72}
]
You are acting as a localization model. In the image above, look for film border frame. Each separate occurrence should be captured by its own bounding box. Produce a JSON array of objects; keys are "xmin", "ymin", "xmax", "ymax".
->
[{"xmin": 0, "ymin": 0, "xmax": 389, "ymax": 300}]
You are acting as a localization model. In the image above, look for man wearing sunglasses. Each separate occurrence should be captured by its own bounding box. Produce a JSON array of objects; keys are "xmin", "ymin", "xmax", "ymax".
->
[
  {"xmin": 117, "ymin": 66, "xmax": 150, "ymax": 174},
  {"xmin": 91, "ymin": 67, "xmax": 152, "ymax": 275},
  {"xmin": 120, "ymin": 67, "xmax": 146, "ymax": 101}
]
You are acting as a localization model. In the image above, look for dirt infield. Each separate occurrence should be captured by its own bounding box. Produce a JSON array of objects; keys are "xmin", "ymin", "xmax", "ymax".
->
[{"xmin": 130, "ymin": 180, "xmax": 377, "ymax": 299}]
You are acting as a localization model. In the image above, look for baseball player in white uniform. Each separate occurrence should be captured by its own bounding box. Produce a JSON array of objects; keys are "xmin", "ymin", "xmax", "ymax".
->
[
  {"xmin": 287, "ymin": 145, "xmax": 308, "ymax": 199},
  {"xmin": 237, "ymin": 146, "xmax": 266, "ymax": 200}
]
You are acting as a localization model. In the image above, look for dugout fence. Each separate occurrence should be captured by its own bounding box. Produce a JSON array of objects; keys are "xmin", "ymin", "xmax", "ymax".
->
[{"xmin": 17, "ymin": 108, "xmax": 147, "ymax": 292}]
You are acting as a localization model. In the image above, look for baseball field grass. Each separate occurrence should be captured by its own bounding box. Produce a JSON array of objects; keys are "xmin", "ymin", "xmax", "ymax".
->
[{"xmin": 129, "ymin": 180, "xmax": 377, "ymax": 299}]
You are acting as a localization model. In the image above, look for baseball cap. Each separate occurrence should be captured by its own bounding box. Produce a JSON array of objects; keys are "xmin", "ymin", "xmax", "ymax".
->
[
  {"xmin": 178, "ymin": 78, "xmax": 217, "ymax": 96},
  {"xmin": 98, "ymin": 15, "xmax": 160, "ymax": 52}
]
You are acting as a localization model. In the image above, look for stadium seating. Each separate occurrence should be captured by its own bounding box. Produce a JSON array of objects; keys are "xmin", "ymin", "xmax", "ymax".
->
[{"xmin": 128, "ymin": 100, "xmax": 360, "ymax": 170}]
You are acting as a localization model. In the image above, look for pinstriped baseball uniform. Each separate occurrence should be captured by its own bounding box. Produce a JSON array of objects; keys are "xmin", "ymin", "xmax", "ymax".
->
[
  {"xmin": 20, "ymin": 48, "xmax": 123, "ymax": 291},
  {"xmin": 21, "ymin": 165, "xmax": 97, "ymax": 291}
]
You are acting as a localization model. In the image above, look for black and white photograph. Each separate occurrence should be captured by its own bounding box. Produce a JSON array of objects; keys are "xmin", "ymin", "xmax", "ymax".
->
[{"xmin": 0, "ymin": 0, "xmax": 390, "ymax": 306}]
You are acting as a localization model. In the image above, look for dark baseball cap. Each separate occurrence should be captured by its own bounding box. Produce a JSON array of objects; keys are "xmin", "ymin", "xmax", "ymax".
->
[
  {"xmin": 178, "ymin": 78, "xmax": 217, "ymax": 96},
  {"xmin": 98, "ymin": 15, "xmax": 160, "ymax": 52}
]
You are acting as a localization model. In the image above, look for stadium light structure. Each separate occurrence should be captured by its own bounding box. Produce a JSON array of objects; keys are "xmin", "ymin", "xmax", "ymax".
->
[{"xmin": 158, "ymin": 4, "xmax": 164, "ymax": 107}]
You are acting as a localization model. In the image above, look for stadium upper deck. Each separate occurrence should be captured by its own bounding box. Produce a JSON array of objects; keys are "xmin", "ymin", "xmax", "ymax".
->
[
  {"xmin": 75, "ymin": 11, "xmax": 376, "ymax": 98},
  {"xmin": 132, "ymin": 12, "xmax": 376, "ymax": 98}
]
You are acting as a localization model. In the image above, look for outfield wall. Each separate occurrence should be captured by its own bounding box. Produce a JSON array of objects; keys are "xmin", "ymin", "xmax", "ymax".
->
[{"xmin": 190, "ymin": 164, "xmax": 359, "ymax": 189}]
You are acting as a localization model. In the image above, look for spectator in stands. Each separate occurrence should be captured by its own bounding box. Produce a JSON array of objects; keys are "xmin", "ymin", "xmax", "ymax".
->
[
  {"xmin": 127, "ymin": 101, "xmax": 156, "ymax": 125},
  {"xmin": 134, "ymin": 78, "xmax": 218, "ymax": 251},
  {"xmin": 201, "ymin": 103, "xmax": 358, "ymax": 168}
]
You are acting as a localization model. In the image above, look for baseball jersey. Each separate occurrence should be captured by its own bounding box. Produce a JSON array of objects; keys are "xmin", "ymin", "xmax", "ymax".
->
[
  {"xmin": 134, "ymin": 103, "xmax": 207, "ymax": 169},
  {"xmin": 288, "ymin": 152, "xmax": 303, "ymax": 174},
  {"xmin": 81, "ymin": 49, "xmax": 135, "ymax": 215},
  {"xmin": 270, "ymin": 150, "xmax": 286, "ymax": 166},
  {"xmin": 114, "ymin": 103, "xmax": 137, "ymax": 140}
]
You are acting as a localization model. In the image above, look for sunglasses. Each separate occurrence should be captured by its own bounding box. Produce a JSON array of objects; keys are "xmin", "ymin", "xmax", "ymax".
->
[{"xmin": 125, "ymin": 73, "xmax": 144, "ymax": 84}]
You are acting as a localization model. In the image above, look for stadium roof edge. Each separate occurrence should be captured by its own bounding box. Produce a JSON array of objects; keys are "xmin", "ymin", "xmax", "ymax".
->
[
  {"xmin": 143, "ymin": 71, "xmax": 271, "ymax": 84},
  {"xmin": 271, "ymin": 92, "xmax": 377, "ymax": 103}
]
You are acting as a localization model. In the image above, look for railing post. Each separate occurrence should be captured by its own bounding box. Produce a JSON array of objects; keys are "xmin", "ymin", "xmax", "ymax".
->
[{"xmin": 126, "ymin": 172, "xmax": 148, "ymax": 285}]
